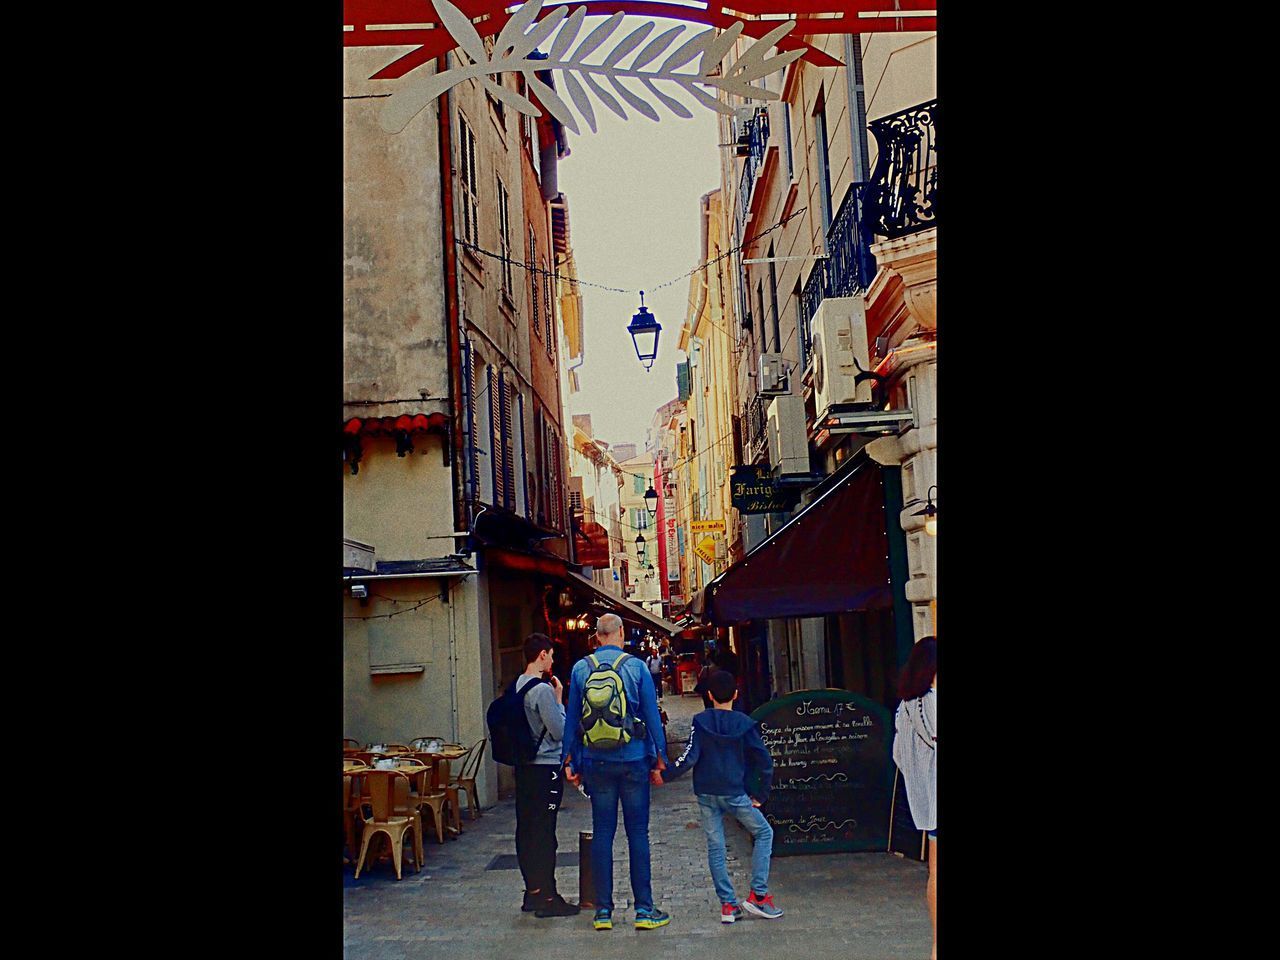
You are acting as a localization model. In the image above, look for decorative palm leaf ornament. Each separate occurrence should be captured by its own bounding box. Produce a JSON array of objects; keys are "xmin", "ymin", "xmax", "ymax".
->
[{"xmin": 380, "ymin": 0, "xmax": 807, "ymax": 134}]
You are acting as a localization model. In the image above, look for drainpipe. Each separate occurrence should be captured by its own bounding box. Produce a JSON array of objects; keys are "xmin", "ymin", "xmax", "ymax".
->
[
  {"xmin": 439, "ymin": 52, "xmax": 464, "ymax": 743},
  {"xmin": 439, "ymin": 52, "xmax": 466, "ymax": 536}
]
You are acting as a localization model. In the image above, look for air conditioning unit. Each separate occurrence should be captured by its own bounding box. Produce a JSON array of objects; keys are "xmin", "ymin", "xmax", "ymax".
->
[
  {"xmin": 767, "ymin": 394, "xmax": 809, "ymax": 476},
  {"xmin": 758, "ymin": 353, "xmax": 789, "ymax": 394},
  {"xmin": 810, "ymin": 296, "xmax": 873, "ymax": 423}
]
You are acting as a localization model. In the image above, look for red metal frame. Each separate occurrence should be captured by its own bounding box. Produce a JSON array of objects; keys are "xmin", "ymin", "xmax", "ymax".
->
[{"xmin": 343, "ymin": 1, "xmax": 937, "ymax": 80}]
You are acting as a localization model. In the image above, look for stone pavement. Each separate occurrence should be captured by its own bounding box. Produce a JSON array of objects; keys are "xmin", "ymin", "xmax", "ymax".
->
[{"xmin": 344, "ymin": 692, "xmax": 931, "ymax": 960}]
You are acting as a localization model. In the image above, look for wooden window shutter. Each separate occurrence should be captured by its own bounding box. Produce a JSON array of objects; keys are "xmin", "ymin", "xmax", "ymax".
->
[
  {"xmin": 490, "ymin": 367, "xmax": 503, "ymax": 506},
  {"xmin": 517, "ymin": 392, "xmax": 529, "ymax": 517},
  {"xmin": 529, "ymin": 227, "xmax": 540, "ymax": 339},
  {"xmin": 544, "ymin": 260, "xmax": 554, "ymax": 352},
  {"xmin": 465, "ymin": 340, "xmax": 478, "ymax": 501},
  {"xmin": 551, "ymin": 429, "xmax": 562, "ymax": 530},
  {"xmin": 502, "ymin": 379, "xmax": 516, "ymax": 511},
  {"xmin": 533, "ymin": 407, "xmax": 545, "ymax": 525}
]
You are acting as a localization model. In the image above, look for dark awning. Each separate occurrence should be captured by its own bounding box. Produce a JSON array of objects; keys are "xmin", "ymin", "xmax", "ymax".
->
[
  {"xmin": 703, "ymin": 457, "xmax": 893, "ymax": 624},
  {"xmin": 565, "ymin": 570, "xmax": 682, "ymax": 636}
]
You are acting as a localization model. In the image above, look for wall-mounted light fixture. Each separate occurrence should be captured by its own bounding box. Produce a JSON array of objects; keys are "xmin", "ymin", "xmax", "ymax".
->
[{"xmin": 910, "ymin": 485, "xmax": 938, "ymax": 537}]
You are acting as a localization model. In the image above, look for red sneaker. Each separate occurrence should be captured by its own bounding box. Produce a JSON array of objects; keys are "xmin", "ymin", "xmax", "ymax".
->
[
  {"xmin": 742, "ymin": 891, "xmax": 783, "ymax": 919},
  {"xmin": 721, "ymin": 903, "xmax": 743, "ymax": 923}
]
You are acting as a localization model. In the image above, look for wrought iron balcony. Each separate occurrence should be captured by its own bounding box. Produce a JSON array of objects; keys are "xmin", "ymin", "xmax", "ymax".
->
[
  {"xmin": 799, "ymin": 183, "xmax": 877, "ymax": 366},
  {"xmin": 864, "ymin": 99, "xmax": 938, "ymax": 239},
  {"xmin": 735, "ymin": 110, "xmax": 771, "ymax": 235},
  {"xmin": 745, "ymin": 393, "xmax": 769, "ymax": 462}
]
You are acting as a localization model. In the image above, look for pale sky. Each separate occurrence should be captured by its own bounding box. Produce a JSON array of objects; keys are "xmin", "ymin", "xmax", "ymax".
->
[{"xmin": 556, "ymin": 16, "xmax": 722, "ymax": 453}]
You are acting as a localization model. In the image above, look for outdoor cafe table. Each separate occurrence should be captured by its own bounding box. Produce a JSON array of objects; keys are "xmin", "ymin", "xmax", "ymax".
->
[{"xmin": 347, "ymin": 753, "xmax": 466, "ymax": 837}]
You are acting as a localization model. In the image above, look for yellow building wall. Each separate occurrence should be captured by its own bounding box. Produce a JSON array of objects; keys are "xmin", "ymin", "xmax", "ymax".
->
[{"xmin": 342, "ymin": 436, "xmax": 459, "ymax": 561}]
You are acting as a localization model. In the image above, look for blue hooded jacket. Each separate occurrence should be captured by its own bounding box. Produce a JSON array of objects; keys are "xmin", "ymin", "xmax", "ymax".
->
[{"xmin": 662, "ymin": 708, "xmax": 774, "ymax": 801}]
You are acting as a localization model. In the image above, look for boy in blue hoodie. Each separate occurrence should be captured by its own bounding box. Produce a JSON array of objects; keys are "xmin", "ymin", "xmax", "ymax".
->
[{"xmin": 662, "ymin": 670, "xmax": 783, "ymax": 923}]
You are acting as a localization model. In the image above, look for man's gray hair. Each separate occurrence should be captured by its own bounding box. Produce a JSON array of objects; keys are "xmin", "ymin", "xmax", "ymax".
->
[{"xmin": 596, "ymin": 613, "xmax": 623, "ymax": 637}]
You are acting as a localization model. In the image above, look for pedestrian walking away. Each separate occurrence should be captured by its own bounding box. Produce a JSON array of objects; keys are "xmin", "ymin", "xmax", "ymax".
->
[
  {"xmin": 892, "ymin": 636, "xmax": 937, "ymax": 960},
  {"xmin": 662, "ymin": 669, "xmax": 782, "ymax": 923},
  {"xmin": 562, "ymin": 613, "xmax": 671, "ymax": 931},
  {"xmin": 492, "ymin": 633, "xmax": 581, "ymax": 919},
  {"xmin": 646, "ymin": 648, "xmax": 664, "ymax": 702}
]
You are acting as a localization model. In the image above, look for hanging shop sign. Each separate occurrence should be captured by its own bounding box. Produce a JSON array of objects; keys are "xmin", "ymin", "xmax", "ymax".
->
[
  {"xmin": 730, "ymin": 465, "xmax": 802, "ymax": 514},
  {"xmin": 690, "ymin": 519, "xmax": 725, "ymax": 533},
  {"xmin": 692, "ymin": 535, "xmax": 716, "ymax": 566},
  {"xmin": 665, "ymin": 502, "xmax": 680, "ymax": 582},
  {"xmin": 748, "ymin": 688, "xmax": 894, "ymax": 856}
]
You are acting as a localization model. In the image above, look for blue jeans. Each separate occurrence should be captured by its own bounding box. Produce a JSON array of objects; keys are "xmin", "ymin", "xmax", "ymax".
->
[
  {"xmin": 582, "ymin": 758, "xmax": 653, "ymax": 912},
  {"xmin": 697, "ymin": 794, "xmax": 774, "ymax": 905}
]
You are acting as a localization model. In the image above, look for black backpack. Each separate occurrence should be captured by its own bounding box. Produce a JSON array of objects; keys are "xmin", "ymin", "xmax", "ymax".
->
[{"xmin": 487, "ymin": 676, "xmax": 549, "ymax": 767}]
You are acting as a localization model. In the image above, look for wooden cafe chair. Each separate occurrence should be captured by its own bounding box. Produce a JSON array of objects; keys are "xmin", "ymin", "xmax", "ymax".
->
[
  {"xmin": 353, "ymin": 770, "xmax": 424, "ymax": 880},
  {"xmin": 447, "ymin": 739, "xmax": 487, "ymax": 821},
  {"xmin": 342, "ymin": 774, "xmax": 363, "ymax": 864},
  {"xmin": 404, "ymin": 755, "xmax": 451, "ymax": 844}
]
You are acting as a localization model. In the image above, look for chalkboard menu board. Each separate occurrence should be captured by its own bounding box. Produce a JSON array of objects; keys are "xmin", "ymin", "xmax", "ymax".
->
[{"xmin": 749, "ymin": 689, "xmax": 894, "ymax": 856}]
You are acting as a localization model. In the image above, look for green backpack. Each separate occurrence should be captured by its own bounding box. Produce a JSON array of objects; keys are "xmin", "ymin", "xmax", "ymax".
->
[{"xmin": 581, "ymin": 652, "xmax": 636, "ymax": 751}]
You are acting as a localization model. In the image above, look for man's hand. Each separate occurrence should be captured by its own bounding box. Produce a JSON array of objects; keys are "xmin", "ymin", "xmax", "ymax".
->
[
  {"xmin": 750, "ymin": 798, "xmax": 762, "ymax": 808},
  {"xmin": 650, "ymin": 754, "xmax": 666, "ymax": 786},
  {"xmin": 564, "ymin": 762, "xmax": 581, "ymax": 787},
  {"xmin": 550, "ymin": 674, "xmax": 564, "ymax": 703}
]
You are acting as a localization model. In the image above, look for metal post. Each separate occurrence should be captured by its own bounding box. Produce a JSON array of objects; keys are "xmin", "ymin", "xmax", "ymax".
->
[{"xmin": 578, "ymin": 831, "xmax": 595, "ymax": 909}]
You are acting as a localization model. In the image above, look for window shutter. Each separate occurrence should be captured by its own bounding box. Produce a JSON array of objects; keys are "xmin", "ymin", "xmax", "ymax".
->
[
  {"xmin": 544, "ymin": 261, "xmax": 554, "ymax": 353},
  {"xmin": 517, "ymin": 391, "xmax": 529, "ymax": 517},
  {"xmin": 547, "ymin": 424, "xmax": 560, "ymax": 530},
  {"xmin": 533, "ymin": 407, "xmax": 545, "ymax": 524},
  {"xmin": 490, "ymin": 367, "xmax": 503, "ymax": 506},
  {"xmin": 529, "ymin": 227, "xmax": 539, "ymax": 339},
  {"xmin": 465, "ymin": 340, "xmax": 478, "ymax": 501},
  {"xmin": 502, "ymin": 379, "xmax": 516, "ymax": 511}
]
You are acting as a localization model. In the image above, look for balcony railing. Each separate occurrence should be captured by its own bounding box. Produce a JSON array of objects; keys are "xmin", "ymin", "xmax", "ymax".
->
[
  {"xmin": 745, "ymin": 393, "xmax": 769, "ymax": 462},
  {"xmin": 864, "ymin": 99, "xmax": 938, "ymax": 239},
  {"xmin": 735, "ymin": 110, "xmax": 771, "ymax": 236},
  {"xmin": 800, "ymin": 184, "xmax": 877, "ymax": 364}
]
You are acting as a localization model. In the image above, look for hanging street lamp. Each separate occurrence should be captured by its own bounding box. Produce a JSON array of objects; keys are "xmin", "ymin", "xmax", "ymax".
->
[
  {"xmin": 644, "ymin": 482, "xmax": 659, "ymax": 516},
  {"xmin": 911, "ymin": 485, "xmax": 938, "ymax": 537},
  {"xmin": 635, "ymin": 532, "xmax": 647, "ymax": 552},
  {"xmin": 627, "ymin": 291, "xmax": 662, "ymax": 372}
]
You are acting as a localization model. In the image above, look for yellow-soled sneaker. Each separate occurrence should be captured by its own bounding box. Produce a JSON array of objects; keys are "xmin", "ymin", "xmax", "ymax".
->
[
  {"xmin": 634, "ymin": 907, "xmax": 670, "ymax": 930},
  {"xmin": 593, "ymin": 909, "xmax": 613, "ymax": 931}
]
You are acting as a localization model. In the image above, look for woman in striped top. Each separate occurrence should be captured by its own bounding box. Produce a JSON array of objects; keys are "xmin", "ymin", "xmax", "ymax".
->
[{"xmin": 893, "ymin": 636, "xmax": 937, "ymax": 960}]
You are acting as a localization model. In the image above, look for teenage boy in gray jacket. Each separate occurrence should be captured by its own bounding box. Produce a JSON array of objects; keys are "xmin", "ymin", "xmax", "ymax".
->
[{"xmin": 515, "ymin": 633, "xmax": 580, "ymax": 918}]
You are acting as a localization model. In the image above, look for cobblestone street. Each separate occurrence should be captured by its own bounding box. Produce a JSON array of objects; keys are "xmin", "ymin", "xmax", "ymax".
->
[{"xmin": 344, "ymin": 692, "xmax": 932, "ymax": 959}]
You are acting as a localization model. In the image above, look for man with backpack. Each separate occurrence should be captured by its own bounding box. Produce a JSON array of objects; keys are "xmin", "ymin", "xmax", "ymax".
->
[
  {"xmin": 562, "ymin": 614, "xmax": 671, "ymax": 932},
  {"xmin": 489, "ymin": 633, "xmax": 580, "ymax": 918}
]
